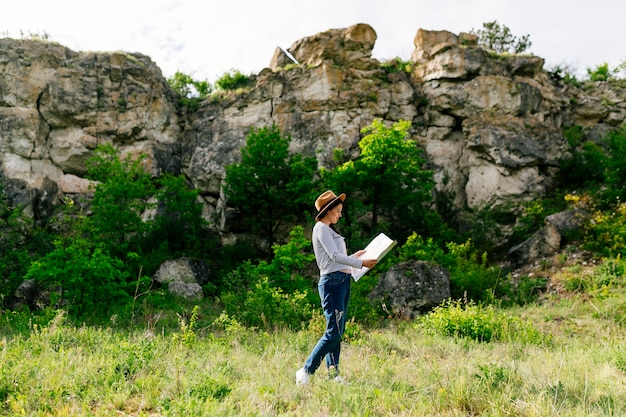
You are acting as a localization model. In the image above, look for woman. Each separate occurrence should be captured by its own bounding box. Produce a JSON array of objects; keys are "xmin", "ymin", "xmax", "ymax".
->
[{"xmin": 296, "ymin": 190, "xmax": 378, "ymax": 385}]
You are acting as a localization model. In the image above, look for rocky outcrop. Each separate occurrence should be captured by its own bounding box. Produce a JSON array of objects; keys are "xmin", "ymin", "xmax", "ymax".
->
[
  {"xmin": 1, "ymin": 24, "xmax": 625, "ymax": 244},
  {"xmin": 0, "ymin": 38, "xmax": 181, "ymax": 217}
]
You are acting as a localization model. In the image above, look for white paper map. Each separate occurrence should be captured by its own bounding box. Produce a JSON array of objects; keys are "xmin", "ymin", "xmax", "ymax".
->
[{"xmin": 351, "ymin": 232, "xmax": 397, "ymax": 281}]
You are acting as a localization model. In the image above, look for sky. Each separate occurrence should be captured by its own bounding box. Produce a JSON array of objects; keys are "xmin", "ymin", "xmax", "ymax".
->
[{"xmin": 1, "ymin": 0, "xmax": 624, "ymax": 83}]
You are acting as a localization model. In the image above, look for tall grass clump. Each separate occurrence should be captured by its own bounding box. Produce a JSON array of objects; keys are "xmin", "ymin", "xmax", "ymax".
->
[{"xmin": 418, "ymin": 299, "xmax": 546, "ymax": 344}]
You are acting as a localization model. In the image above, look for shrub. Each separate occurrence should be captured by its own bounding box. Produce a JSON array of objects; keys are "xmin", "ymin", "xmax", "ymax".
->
[
  {"xmin": 0, "ymin": 192, "xmax": 52, "ymax": 305},
  {"xmin": 584, "ymin": 203, "xmax": 626, "ymax": 257},
  {"xmin": 587, "ymin": 63, "xmax": 618, "ymax": 82},
  {"xmin": 418, "ymin": 299, "xmax": 545, "ymax": 344},
  {"xmin": 380, "ymin": 58, "xmax": 412, "ymax": 73},
  {"xmin": 223, "ymin": 124, "xmax": 318, "ymax": 248},
  {"xmin": 167, "ymin": 71, "xmax": 211, "ymax": 111},
  {"xmin": 394, "ymin": 233, "xmax": 501, "ymax": 302},
  {"xmin": 215, "ymin": 69, "xmax": 253, "ymax": 91},
  {"xmin": 25, "ymin": 238, "xmax": 132, "ymax": 317},
  {"xmin": 560, "ymin": 125, "xmax": 607, "ymax": 189},
  {"xmin": 219, "ymin": 226, "xmax": 316, "ymax": 329},
  {"xmin": 559, "ymin": 256, "xmax": 626, "ymax": 296},
  {"xmin": 220, "ymin": 274, "xmax": 312, "ymax": 330}
]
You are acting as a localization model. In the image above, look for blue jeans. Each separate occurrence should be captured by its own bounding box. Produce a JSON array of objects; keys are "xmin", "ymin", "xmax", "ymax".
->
[{"xmin": 304, "ymin": 271, "xmax": 351, "ymax": 375}]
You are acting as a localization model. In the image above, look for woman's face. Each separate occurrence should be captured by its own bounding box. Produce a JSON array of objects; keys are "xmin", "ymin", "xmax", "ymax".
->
[{"xmin": 324, "ymin": 204, "xmax": 343, "ymax": 225}]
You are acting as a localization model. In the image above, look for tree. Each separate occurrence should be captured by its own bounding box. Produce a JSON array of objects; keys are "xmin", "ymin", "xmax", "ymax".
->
[
  {"xmin": 471, "ymin": 20, "xmax": 532, "ymax": 54},
  {"xmin": 223, "ymin": 124, "xmax": 318, "ymax": 249},
  {"xmin": 141, "ymin": 173, "xmax": 221, "ymax": 274},
  {"xmin": 85, "ymin": 145, "xmax": 155, "ymax": 260},
  {"xmin": 324, "ymin": 120, "xmax": 443, "ymax": 244},
  {"xmin": 25, "ymin": 198, "xmax": 133, "ymax": 317}
]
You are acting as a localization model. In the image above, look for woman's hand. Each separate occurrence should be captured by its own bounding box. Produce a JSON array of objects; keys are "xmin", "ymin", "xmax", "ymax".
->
[{"xmin": 361, "ymin": 259, "xmax": 377, "ymax": 269}]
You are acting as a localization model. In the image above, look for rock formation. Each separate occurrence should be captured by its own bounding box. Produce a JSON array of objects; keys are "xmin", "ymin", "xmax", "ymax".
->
[{"xmin": 1, "ymin": 24, "xmax": 625, "ymax": 248}]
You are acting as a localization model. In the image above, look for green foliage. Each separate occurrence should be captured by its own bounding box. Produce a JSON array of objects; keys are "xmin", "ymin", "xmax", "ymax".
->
[
  {"xmin": 167, "ymin": 71, "xmax": 212, "ymax": 110},
  {"xmin": 395, "ymin": 233, "xmax": 501, "ymax": 302},
  {"xmin": 85, "ymin": 144, "xmax": 154, "ymax": 260},
  {"xmin": 15, "ymin": 146, "xmax": 219, "ymax": 319},
  {"xmin": 219, "ymin": 226, "xmax": 316, "ymax": 329},
  {"xmin": 215, "ymin": 69, "xmax": 253, "ymax": 91},
  {"xmin": 418, "ymin": 299, "xmax": 545, "ymax": 344},
  {"xmin": 560, "ymin": 124, "xmax": 626, "ymax": 212},
  {"xmin": 0, "ymin": 307, "xmax": 60, "ymax": 336},
  {"xmin": 587, "ymin": 62, "xmax": 619, "ymax": 82},
  {"xmin": 222, "ymin": 276, "xmax": 312, "ymax": 330},
  {"xmin": 380, "ymin": 58, "xmax": 412, "ymax": 74},
  {"xmin": 510, "ymin": 197, "xmax": 569, "ymax": 246},
  {"xmin": 600, "ymin": 125, "xmax": 626, "ymax": 203},
  {"xmin": 324, "ymin": 119, "xmax": 445, "ymax": 244},
  {"xmin": 0, "ymin": 187, "xmax": 52, "ymax": 305},
  {"xmin": 561, "ymin": 139, "xmax": 607, "ymax": 190},
  {"xmin": 584, "ymin": 204, "xmax": 626, "ymax": 258},
  {"xmin": 25, "ymin": 237, "xmax": 131, "ymax": 317},
  {"xmin": 470, "ymin": 20, "xmax": 532, "ymax": 54},
  {"xmin": 258, "ymin": 225, "xmax": 315, "ymax": 293},
  {"xmin": 558, "ymin": 257, "xmax": 626, "ymax": 298},
  {"xmin": 172, "ymin": 305, "xmax": 200, "ymax": 347},
  {"xmin": 223, "ymin": 124, "xmax": 318, "ymax": 248},
  {"xmin": 143, "ymin": 173, "xmax": 219, "ymax": 273}
]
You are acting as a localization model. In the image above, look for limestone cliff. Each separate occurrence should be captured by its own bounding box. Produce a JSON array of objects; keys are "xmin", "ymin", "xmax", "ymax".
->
[{"xmin": 1, "ymin": 24, "xmax": 624, "ymax": 244}]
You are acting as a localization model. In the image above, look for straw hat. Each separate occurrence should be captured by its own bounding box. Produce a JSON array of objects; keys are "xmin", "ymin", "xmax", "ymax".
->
[{"xmin": 314, "ymin": 190, "xmax": 346, "ymax": 221}]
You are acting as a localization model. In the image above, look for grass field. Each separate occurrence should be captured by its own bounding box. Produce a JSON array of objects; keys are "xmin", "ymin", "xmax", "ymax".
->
[{"xmin": 2, "ymin": 284, "xmax": 626, "ymax": 417}]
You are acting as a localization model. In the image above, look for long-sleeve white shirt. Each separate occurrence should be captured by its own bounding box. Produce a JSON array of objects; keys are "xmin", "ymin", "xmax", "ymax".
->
[{"xmin": 312, "ymin": 221, "xmax": 363, "ymax": 275}]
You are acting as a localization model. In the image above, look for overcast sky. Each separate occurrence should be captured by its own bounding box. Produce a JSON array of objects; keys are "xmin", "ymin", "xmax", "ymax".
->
[{"xmin": 2, "ymin": 0, "xmax": 623, "ymax": 82}]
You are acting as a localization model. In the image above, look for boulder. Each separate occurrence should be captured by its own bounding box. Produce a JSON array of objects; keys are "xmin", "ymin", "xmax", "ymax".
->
[
  {"xmin": 11, "ymin": 279, "xmax": 38, "ymax": 309},
  {"xmin": 369, "ymin": 260, "xmax": 450, "ymax": 319},
  {"xmin": 275, "ymin": 23, "xmax": 378, "ymax": 70},
  {"xmin": 508, "ymin": 223, "xmax": 562, "ymax": 267},
  {"xmin": 167, "ymin": 281, "xmax": 203, "ymax": 301},
  {"xmin": 154, "ymin": 258, "xmax": 210, "ymax": 300}
]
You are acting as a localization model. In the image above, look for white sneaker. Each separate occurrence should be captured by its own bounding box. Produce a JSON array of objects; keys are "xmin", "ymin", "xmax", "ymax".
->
[
  {"xmin": 334, "ymin": 375, "xmax": 347, "ymax": 384},
  {"xmin": 296, "ymin": 368, "xmax": 309, "ymax": 386}
]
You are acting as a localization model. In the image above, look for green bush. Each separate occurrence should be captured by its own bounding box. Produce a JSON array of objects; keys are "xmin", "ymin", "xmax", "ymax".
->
[
  {"xmin": 222, "ymin": 276, "xmax": 312, "ymax": 330},
  {"xmin": 25, "ymin": 238, "xmax": 132, "ymax": 317},
  {"xmin": 418, "ymin": 299, "xmax": 545, "ymax": 344},
  {"xmin": 587, "ymin": 62, "xmax": 619, "ymax": 82},
  {"xmin": 560, "ymin": 129, "xmax": 608, "ymax": 189},
  {"xmin": 223, "ymin": 124, "xmax": 318, "ymax": 248},
  {"xmin": 215, "ymin": 69, "xmax": 253, "ymax": 91},
  {"xmin": 167, "ymin": 71, "xmax": 211, "ymax": 111},
  {"xmin": 219, "ymin": 226, "xmax": 316, "ymax": 329},
  {"xmin": 510, "ymin": 196, "xmax": 568, "ymax": 246},
  {"xmin": 561, "ymin": 256, "xmax": 626, "ymax": 295},
  {"xmin": 584, "ymin": 203, "xmax": 626, "ymax": 257},
  {"xmin": 380, "ymin": 58, "xmax": 412, "ymax": 73},
  {"xmin": 394, "ymin": 233, "xmax": 501, "ymax": 302}
]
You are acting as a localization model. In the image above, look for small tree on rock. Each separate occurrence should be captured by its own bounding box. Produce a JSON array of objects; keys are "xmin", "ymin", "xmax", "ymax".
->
[{"xmin": 471, "ymin": 20, "xmax": 532, "ymax": 54}]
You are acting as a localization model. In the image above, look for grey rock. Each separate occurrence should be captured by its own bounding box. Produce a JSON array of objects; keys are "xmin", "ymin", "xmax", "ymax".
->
[{"xmin": 369, "ymin": 260, "xmax": 450, "ymax": 319}]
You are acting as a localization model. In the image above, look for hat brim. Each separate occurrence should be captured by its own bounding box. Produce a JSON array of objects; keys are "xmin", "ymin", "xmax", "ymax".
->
[{"xmin": 315, "ymin": 193, "xmax": 346, "ymax": 221}]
